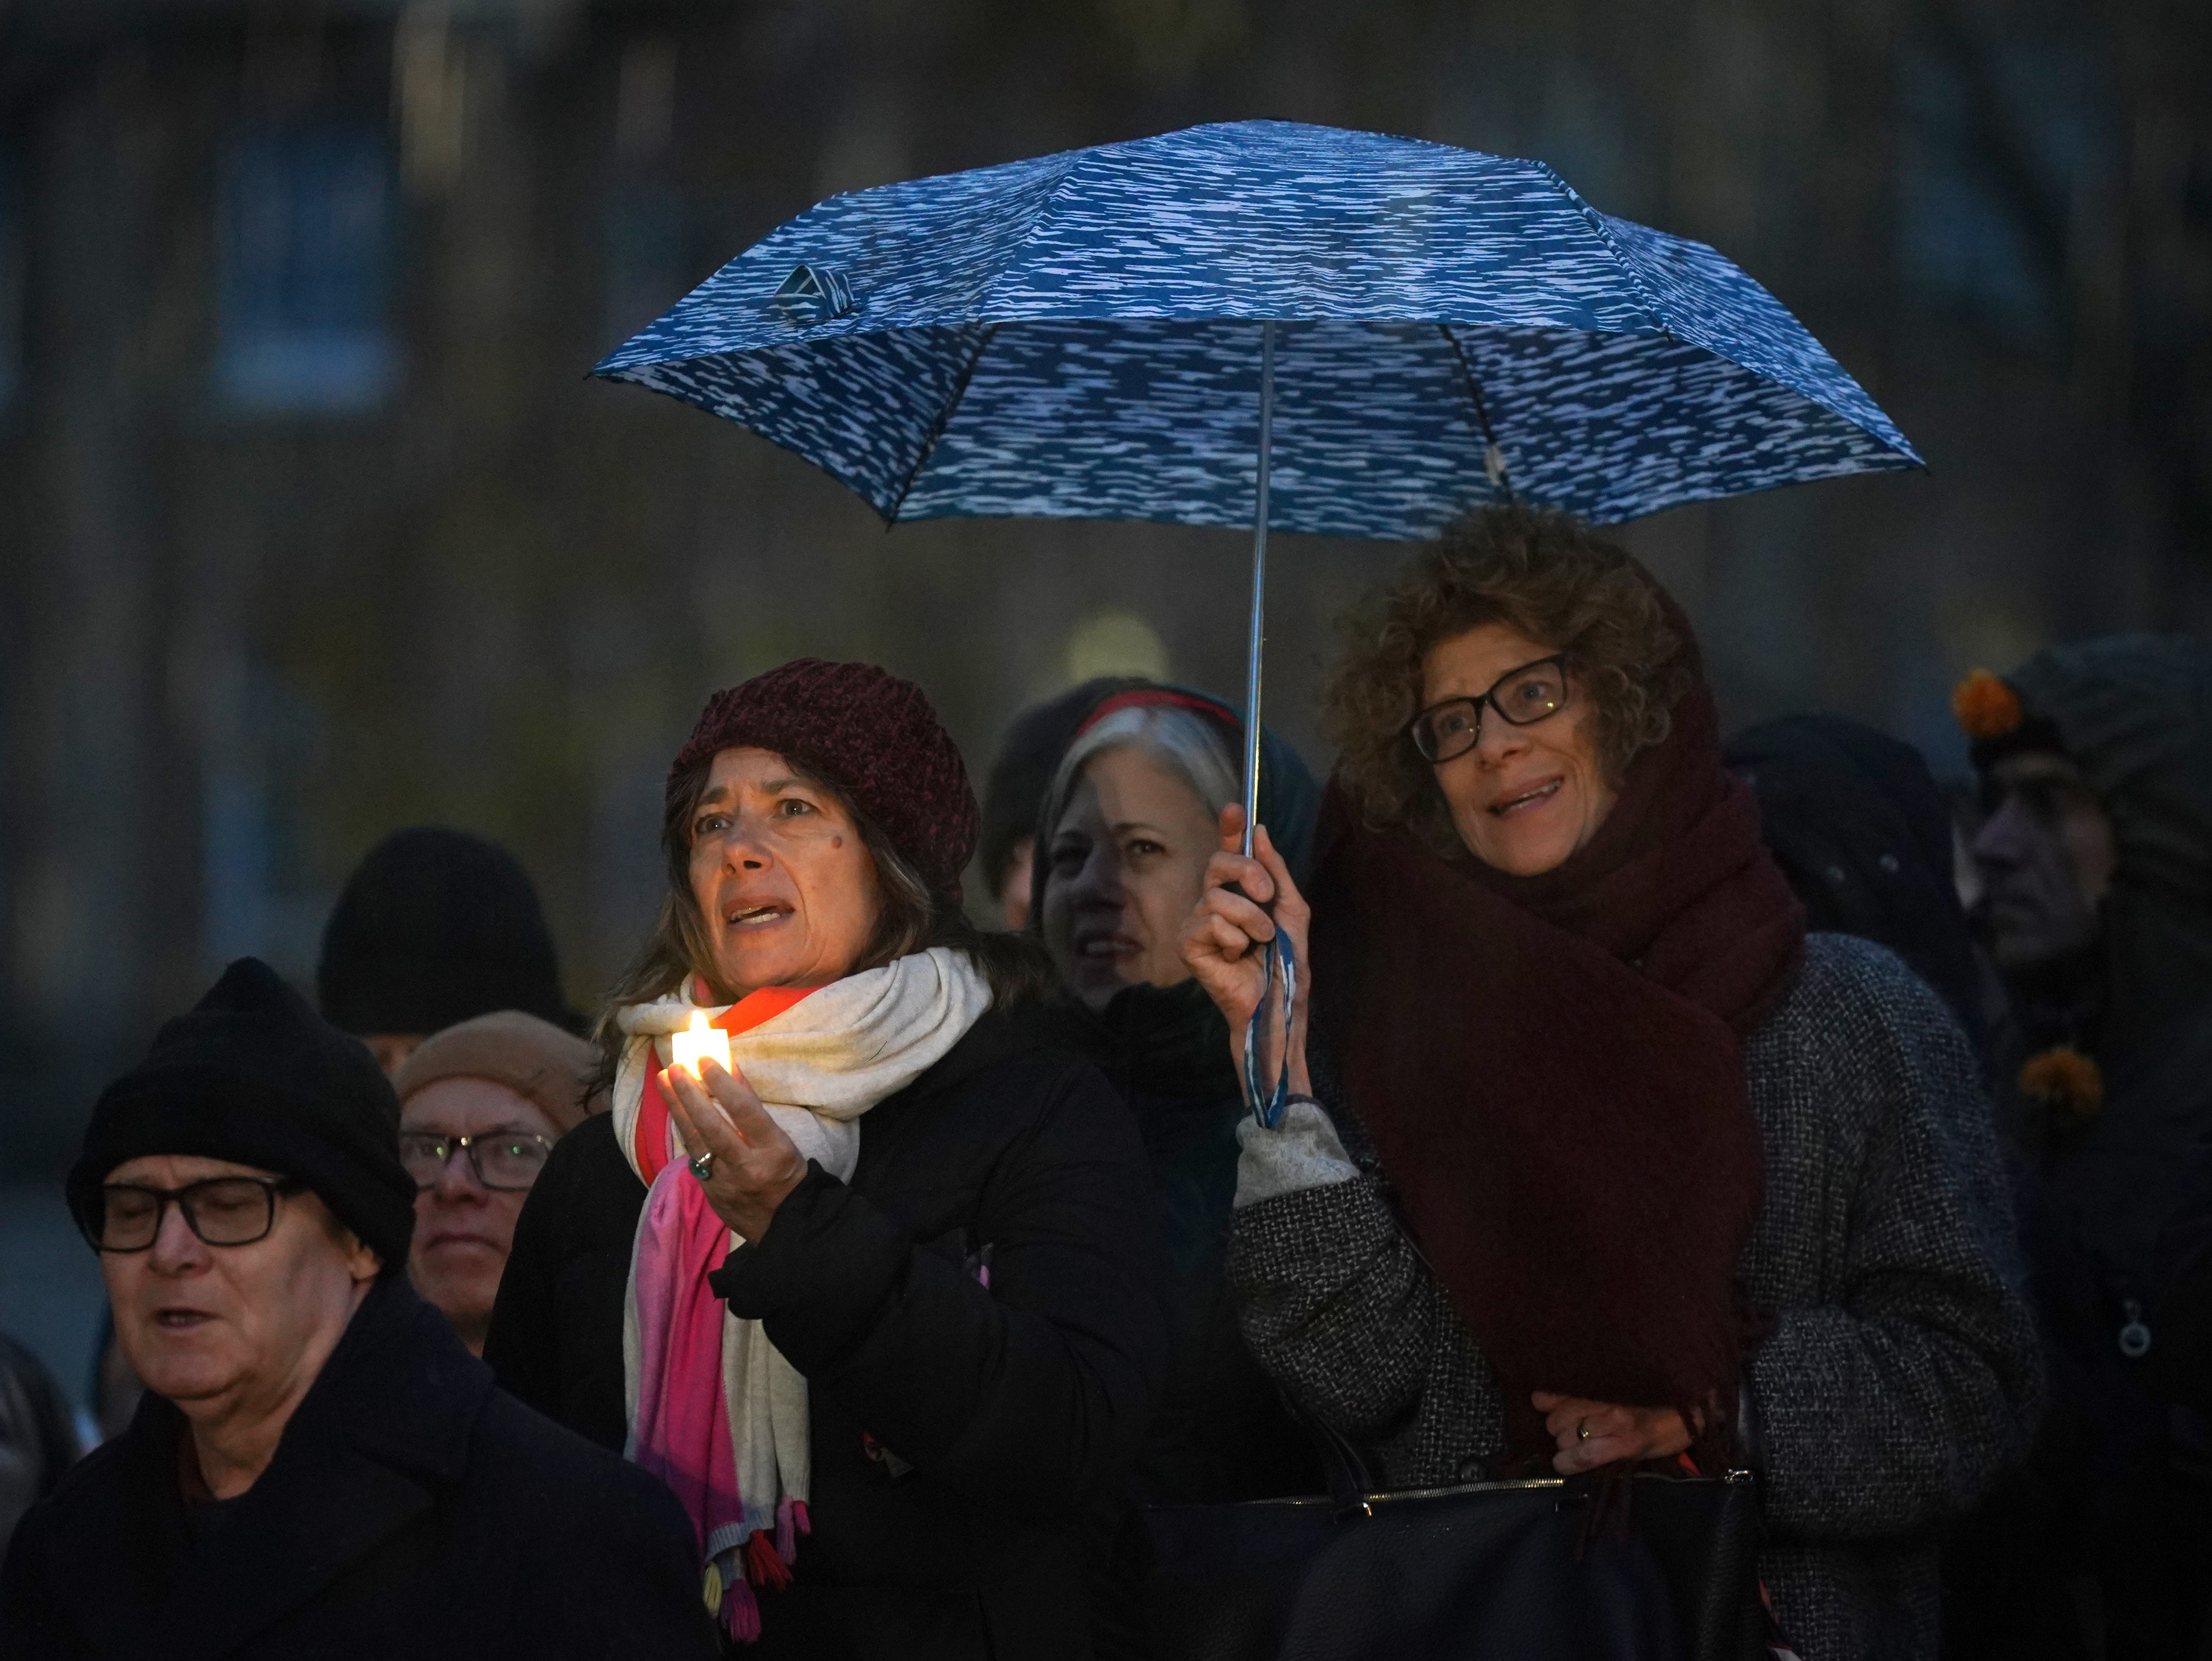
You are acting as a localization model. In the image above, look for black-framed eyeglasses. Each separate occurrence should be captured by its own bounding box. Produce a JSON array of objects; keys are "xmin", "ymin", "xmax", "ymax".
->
[
  {"xmin": 78, "ymin": 1176, "xmax": 305, "ymax": 1254},
  {"xmin": 399, "ymin": 1130, "xmax": 555, "ymax": 1193},
  {"xmin": 1408, "ymin": 653, "xmax": 1571, "ymax": 764}
]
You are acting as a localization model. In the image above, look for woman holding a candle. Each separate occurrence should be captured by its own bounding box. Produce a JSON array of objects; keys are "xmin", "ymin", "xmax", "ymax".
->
[{"xmin": 485, "ymin": 659, "xmax": 1168, "ymax": 1661}]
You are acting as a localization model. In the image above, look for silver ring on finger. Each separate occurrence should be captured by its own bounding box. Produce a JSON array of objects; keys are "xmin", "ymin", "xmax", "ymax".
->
[
  {"xmin": 1576, "ymin": 1421, "xmax": 1592, "ymax": 1442},
  {"xmin": 689, "ymin": 1151, "xmax": 714, "ymax": 1183}
]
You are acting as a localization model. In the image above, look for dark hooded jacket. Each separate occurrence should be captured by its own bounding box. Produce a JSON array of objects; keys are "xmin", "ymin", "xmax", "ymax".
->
[
  {"xmin": 0, "ymin": 1278, "xmax": 714, "ymax": 1661},
  {"xmin": 1977, "ymin": 637, "xmax": 2212, "ymax": 1364},
  {"xmin": 1967, "ymin": 635, "xmax": 2212, "ymax": 1661}
]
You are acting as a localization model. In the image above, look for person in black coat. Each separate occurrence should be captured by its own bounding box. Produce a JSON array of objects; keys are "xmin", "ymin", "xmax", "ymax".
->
[
  {"xmin": 486, "ymin": 660, "xmax": 1168, "ymax": 1660},
  {"xmin": 0, "ymin": 1333, "xmax": 78, "ymax": 1554},
  {"xmin": 0, "ymin": 957, "xmax": 714, "ymax": 1661},
  {"xmin": 1027, "ymin": 685, "xmax": 1321, "ymax": 1506},
  {"xmin": 1953, "ymin": 641, "xmax": 2212, "ymax": 1660}
]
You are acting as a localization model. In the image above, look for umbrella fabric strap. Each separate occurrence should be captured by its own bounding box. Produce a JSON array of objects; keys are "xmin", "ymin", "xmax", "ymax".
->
[{"xmin": 1242, "ymin": 931, "xmax": 1299, "ymax": 1129}]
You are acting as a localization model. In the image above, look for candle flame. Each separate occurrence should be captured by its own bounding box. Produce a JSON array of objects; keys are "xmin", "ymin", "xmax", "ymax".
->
[{"xmin": 670, "ymin": 1008, "xmax": 731, "ymax": 1078}]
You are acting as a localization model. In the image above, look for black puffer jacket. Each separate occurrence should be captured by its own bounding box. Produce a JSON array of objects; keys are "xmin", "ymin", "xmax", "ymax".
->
[
  {"xmin": 0, "ymin": 1278, "xmax": 714, "ymax": 1660},
  {"xmin": 1030, "ymin": 982, "xmax": 1318, "ymax": 1505},
  {"xmin": 486, "ymin": 1008, "xmax": 1169, "ymax": 1660}
]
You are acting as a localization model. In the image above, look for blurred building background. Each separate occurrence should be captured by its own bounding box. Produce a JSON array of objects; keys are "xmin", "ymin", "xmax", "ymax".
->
[{"xmin": 0, "ymin": 0, "xmax": 2207, "ymax": 1223}]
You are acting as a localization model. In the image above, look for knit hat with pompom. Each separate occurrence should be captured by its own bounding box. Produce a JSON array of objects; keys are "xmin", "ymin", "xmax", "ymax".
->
[{"xmin": 670, "ymin": 660, "xmax": 979, "ymax": 897}]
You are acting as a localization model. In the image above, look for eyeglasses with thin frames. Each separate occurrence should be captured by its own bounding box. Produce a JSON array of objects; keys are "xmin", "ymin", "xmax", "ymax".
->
[
  {"xmin": 80, "ymin": 1176, "xmax": 305, "ymax": 1254},
  {"xmin": 398, "ymin": 1130, "xmax": 555, "ymax": 1193},
  {"xmin": 1407, "ymin": 653, "xmax": 1572, "ymax": 765}
]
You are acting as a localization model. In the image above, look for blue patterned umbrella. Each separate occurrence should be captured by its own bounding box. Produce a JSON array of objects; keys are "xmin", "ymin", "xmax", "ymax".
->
[
  {"xmin": 596, "ymin": 119, "xmax": 1915, "ymax": 533},
  {"xmin": 595, "ymin": 117, "xmax": 1915, "ymax": 855}
]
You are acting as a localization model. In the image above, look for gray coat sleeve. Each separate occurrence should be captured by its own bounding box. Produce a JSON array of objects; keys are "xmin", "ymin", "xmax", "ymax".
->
[
  {"xmin": 1742, "ymin": 937, "xmax": 2044, "ymax": 1542},
  {"xmin": 1226, "ymin": 1161, "xmax": 1504, "ymax": 1487}
]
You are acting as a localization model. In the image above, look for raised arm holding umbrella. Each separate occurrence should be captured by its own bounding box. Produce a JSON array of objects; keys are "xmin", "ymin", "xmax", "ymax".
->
[
  {"xmin": 586, "ymin": 119, "xmax": 2008, "ymax": 1661},
  {"xmin": 1180, "ymin": 510, "xmax": 2040, "ymax": 1661}
]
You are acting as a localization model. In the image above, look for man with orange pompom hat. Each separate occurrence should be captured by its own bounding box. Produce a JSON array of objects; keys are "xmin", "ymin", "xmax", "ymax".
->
[{"xmin": 1952, "ymin": 635, "xmax": 2212, "ymax": 1661}]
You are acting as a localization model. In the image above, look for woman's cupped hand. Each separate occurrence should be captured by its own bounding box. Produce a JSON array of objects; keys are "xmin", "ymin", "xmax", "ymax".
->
[
  {"xmin": 1179, "ymin": 806, "xmax": 1312, "ymax": 1102},
  {"xmin": 658, "ymin": 1057, "xmax": 811, "ymax": 1243},
  {"xmin": 1532, "ymin": 1390, "xmax": 1699, "ymax": 1475}
]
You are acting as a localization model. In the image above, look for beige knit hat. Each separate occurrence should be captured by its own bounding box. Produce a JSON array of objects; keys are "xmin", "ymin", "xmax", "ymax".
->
[{"xmin": 391, "ymin": 1010, "xmax": 600, "ymax": 1133}]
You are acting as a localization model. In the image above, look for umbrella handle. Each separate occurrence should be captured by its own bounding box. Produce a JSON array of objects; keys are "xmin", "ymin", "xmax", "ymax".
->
[
  {"xmin": 1239, "ymin": 322, "xmax": 1294, "ymax": 1127},
  {"xmin": 1241, "ymin": 320, "xmax": 1276, "ymax": 858},
  {"xmin": 1242, "ymin": 929, "xmax": 1299, "ymax": 1129}
]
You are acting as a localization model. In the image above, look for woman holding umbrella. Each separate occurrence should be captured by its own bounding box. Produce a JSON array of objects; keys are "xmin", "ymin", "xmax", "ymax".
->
[
  {"xmin": 1182, "ymin": 508, "xmax": 2040, "ymax": 1661},
  {"xmin": 486, "ymin": 658, "xmax": 1167, "ymax": 1660}
]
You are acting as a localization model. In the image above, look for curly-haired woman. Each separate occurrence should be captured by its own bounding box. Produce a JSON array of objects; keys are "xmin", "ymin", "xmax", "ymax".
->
[{"xmin": 1181, "ymin": 509, "xmax": 2041, "ymax": 1661}]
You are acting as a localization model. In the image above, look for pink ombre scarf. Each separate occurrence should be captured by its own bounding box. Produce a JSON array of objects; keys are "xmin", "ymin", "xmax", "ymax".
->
[{"xmin": 626, "ymin": 1159, "xmax": 805, "ymax": 1637}]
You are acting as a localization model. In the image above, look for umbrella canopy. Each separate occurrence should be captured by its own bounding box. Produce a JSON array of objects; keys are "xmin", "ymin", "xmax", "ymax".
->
[{"xmin": 595, "ymin": 119, "xmax": 1919, "ymax": 536}]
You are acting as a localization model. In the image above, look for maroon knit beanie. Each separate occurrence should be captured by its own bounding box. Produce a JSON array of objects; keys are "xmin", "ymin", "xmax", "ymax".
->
[{"xmin": 669, "ymin": 659, "xmax": 979, "ymax": 896}]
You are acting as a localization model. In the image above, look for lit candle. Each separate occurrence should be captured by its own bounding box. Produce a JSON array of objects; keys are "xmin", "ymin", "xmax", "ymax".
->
[{"xmin": 669, "ymin": 1010, "xmax": 731, "ymax": 1079}]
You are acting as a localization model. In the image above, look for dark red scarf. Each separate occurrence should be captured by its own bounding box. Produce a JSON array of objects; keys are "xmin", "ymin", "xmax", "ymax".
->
[{"xmin": 1308, "ymin": 668, "xmax": 1803, "ymax": 1463}]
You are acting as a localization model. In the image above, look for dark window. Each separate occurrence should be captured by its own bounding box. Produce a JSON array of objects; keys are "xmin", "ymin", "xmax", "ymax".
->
[
  {"xmin": 215, "ymin": 126, "xmax": 398, "ymax": 413},
  {"xmin": 199, "ymin": 658, "xmax": 331, "ymax": 977},
  {"xmin": 1895, "ymin": 38, "xmax": 2105, "ymax": 347}
]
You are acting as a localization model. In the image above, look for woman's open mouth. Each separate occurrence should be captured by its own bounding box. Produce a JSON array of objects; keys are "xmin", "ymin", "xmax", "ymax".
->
[
  {"xmin": 1489, "ymin": 778, "xmax": 1563, "ymax": 817},
  {"xmin": 1073, "ymin": 931, "xmax": 1140, "ymax": 962},
  {"xmin": 722, "ymin": 901, "xmax": 789, "ymax": 929}
]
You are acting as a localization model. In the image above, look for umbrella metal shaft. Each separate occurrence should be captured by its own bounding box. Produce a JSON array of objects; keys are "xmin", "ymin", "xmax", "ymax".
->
[{"xmin": 1243, "ymin": 319, "xmax": 1276, "ymax": 857}]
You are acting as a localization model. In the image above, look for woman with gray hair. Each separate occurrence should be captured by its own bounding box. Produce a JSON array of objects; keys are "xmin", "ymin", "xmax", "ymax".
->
[{"xmin": 1031, "ymin": 685, "xmax": 1321, "ymax": 1508}]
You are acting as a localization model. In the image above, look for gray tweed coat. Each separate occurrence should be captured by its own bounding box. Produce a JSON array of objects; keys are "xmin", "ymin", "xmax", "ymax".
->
[{"xmin": 1226, "ymin": 934, "xmax": 2042, "ymax": 1661}]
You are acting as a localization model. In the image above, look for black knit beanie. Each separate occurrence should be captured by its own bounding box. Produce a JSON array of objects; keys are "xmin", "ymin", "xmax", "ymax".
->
[
  {"xmin": 317, "ymin": 827, "xmax": 571, "ymax": 1036},
  {"xmin": 68, "ymin": 959, "xmax": 415, "ymax": 1271}
]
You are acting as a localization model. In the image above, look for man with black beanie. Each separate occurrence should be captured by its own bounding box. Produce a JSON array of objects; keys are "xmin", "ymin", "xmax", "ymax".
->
[
  {"xmin": 318, "ymin": 827, "xmax": 576, "ymax": 1076},
  {"xmin": 0, "ymin": 959, "xmax": 715, "ymax": 1661}
]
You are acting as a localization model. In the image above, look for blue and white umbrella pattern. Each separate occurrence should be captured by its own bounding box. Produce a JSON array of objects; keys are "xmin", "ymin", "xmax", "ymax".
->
[{"xmin": 595, "ymin": 119, "xmax": 1918, "ymax": 538}]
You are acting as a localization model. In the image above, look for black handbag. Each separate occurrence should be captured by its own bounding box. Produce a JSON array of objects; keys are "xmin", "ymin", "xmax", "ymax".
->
[{"xmin": 1140, "ymin": 1414, "xmax": 1768, "ymax": 1661}]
